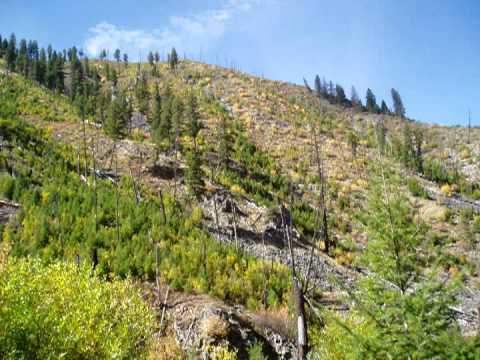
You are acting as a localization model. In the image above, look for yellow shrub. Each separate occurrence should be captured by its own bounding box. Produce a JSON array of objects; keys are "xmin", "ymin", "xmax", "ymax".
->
[
  {"xmin": 230, "ymin": 184, "xmax": 246, "ymax": 196},
  {"xmin": 441, "ymin": 184, "xmax": 453, "ymax": 197},
  {"xmin": 205, "ymin": 345, "xmax": 237, "ymax": 360}
]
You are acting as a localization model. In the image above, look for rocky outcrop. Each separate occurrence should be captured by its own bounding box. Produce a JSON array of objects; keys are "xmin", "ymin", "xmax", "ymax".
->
[{"xmin": 165, "ymin": 292, "xmax": 296, "ymax": 359}]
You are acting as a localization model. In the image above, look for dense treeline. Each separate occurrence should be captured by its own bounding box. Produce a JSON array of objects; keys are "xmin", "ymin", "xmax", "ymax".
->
[{"xmin": 307, "ymin": 74, "xmax": 406, "ymax": 117}]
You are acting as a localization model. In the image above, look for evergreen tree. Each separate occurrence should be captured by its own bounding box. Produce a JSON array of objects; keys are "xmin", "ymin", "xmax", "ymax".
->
[
  {"xmin": 152, "ymin": 85, "xmax": 173, "ymax": 152},
  {"xmin": 104, "ymin": 91, "xmax": 129, "ymax": 139},
  {"xmin": 376, "ymin": 119, "xmax": 387, "ymax": 155},
  {"xmin": 169, "ymin": 47, "xmax": 179, "ymax": 70},
  {"xmin": 99, "ymin": 49, "xmax": 108, "ymax": 60},
  {"xmin": 0, "ymin": 34, "xmax": 3, "ymax": 57},
  {"xmin": 1, "ymin": 38, "xmax": 8, "ymax": 59},
  {"xmin": 69, "ymin": 47, "xmax": 83, "ymax": 100},
  {"xmin": 342, "ymin": 170, "xmax": 465, "ymax": 358},
  {"xmin": 380, "ymin": 100, "xmax": 390, "ymax": 114},
  {"xmin": 154, "ymin": 51, "xmax": 160, "ymax": 63},
  {"xmin": 170, "ymin": 96, "xmax": 184, "ymax": 146},
  {"xmin": 366, "ymin": 88, "xmax": 379, "ymax": 113},
  {"xmin": 6, "ymin": 33, "xmax": 17, "ymax": 71},
  {"xmin": 16, "ymin": 39, "xmax": 28, "ymax": 76},
  {"xmin": 185, "ymin": 149, "xmax": 204, "ymax": 195},
  {"xmin": 413, "ymin": 126, "xmax": 424, "ymax": 173},
  {"xmin": 328, "ymin": 80, "xmax": 335, "ymax": 98},
  {"xmin": 149, "ymin": 83, "xmax": 162, "ymax": 127},
  {"xmin": 185, "ymin": 91, "xmax": 202, "ymax": 146},
  {"xmin": 402, "ymin": 122, "xmax": 414, "ymax": 168},
  {"xmin": 37, "ymin": 48, "xmax": 47, "ymax": 84},
  {"xmin": 148, "ymin": 51, "xmax": 154, "ymax": 66},
  {"xmin": 114, "ymin": 49, "xmax": 121, "ymax": 63},
  {"xmin": 123, "ymin": 53, "xmax": 128, "ymax": 68},
  {"xmin": 216, "ymin": 107, "xmax": 231, "ymax": 171},
  {"xmin": 135, "ymin": 71, "xmax": 150, "ymax": 115},
  {"xmin": 111, "ymin": 68, "xmax": 118, "ymax": 87},
  {"xmin": 351, "ymin": 86, "xmax": 362, "ymax": 110},
  {"xmin": 391, "ymin": 88, "xmax": 406, "ymax": 118},
  {"xmin": 314, "ymin": 75, "xmax": 322, "ymax": 98},
  {"xmin": 335, "ymin": 84, "xmax": 347, "ymax": 105}
]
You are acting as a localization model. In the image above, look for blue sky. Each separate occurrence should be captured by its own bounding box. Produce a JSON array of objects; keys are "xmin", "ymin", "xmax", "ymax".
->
[{"xmin": 1, "ymin": 0, "xmax": 479, "ymax": 125}]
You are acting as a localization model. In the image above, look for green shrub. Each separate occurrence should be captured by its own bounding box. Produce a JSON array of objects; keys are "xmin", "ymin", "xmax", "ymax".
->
[
  {"xmin": 406, "ymin": 178, "xmax": 429, "ymax": 198},
  {"xmin": 0, "ymin": 258, "xmax": 155, "ymax": 359},
  {"xmin": 0, "ymin": 173, "xmax": 15, "ymax": 199}
]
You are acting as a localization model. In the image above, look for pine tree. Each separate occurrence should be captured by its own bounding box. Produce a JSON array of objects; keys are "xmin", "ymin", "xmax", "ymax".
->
[
  {"xmin": 366, "ymin": 88, "xmax": 379, "ymax": 113},
  {"xmin": 376, "ymin": 119, "xmax": 387, "ymax": 155},
  {"xmin": 114, "ymin": 49, "xmax": 121, "ymax": 63},
  {"xmin": 413, "ymin": 126, "xmax": 424, "ymax": 173},
  {"xmin": 328, "ymin": 80, "xmax": 335, "ymax": 99},
  {"xmin": 36, "ymin": 48, "xmax": 47, "ymax": 84},
  {"xmin": 185, "ymin": 91, "xmax": 202, "ymax": 146},
  {"xmin": 99, "ymin": 49, "xmax": 107, "ymax": 60},
  {"xmin": 135, "ymin": 71, "xmax": 150, "ymax": 115},
  {"xmin": 169, "ymin": 47, "xmax": 179, "ymax": 70},
  {"xmin": 185, "ymin": 149, "xmax": 204, "ymax": 195},
  {"xmin": 149, "ymin": 84, "xmax": 162, "ymax": 127},
  {"xmin": 152, "ymin": 85, "xmax": 173, "ymax": 152},
  {"xmin": 170, "ymin": 96, "xmax": 184, "ymax": 147},
  {"xmin": 314, "ymin": 75, "xmax": 322, "ymax": 98},
  {"xmin": 69, "ymin": 47, "xmax": 83, "ymax": 100},
  {"xmin": 402, "ymin": 122, "xmax": 414, "ymax": 168},
  {"xmin": 391, "ymin": 88, "xmax": 405, "ymax": 118},
  {"xmin": 342, "ymin": 169, "xmax": 464, "ymax": 358},
  {"xmin": 335, "ymin": 84, "xmax": 347, "ymax": 105},
  {"xmin": 123, "ymin": 53, "xmax": 128, "ymax": 68},
  {"xmin": 148, "ymin": 51, "xmax": 154, "ymax": 66},
  {"xmin": 6, "ymin": 33, "xmax": 17, "ymax": 71},
  {"xmin": 104, "ymin": 91, "xmax": 129, "ymax": 139},
  {"xmin": 154, "ymin": 51, "xmax": 160, "ymax": 63},
  {"xmin": 216, "ymin": 107, "xmax": 231, "ymax": 171},
  {"xmin": 351, "ymin": 86, "xmax": 362, "ymax": 110},
  {"xmin": 380, "ymin": 100, "xmax": 390, "ymax": 114}
]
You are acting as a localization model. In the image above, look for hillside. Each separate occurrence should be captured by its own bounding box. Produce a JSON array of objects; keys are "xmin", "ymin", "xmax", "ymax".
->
[{"xmin": 0, "ymin": 49, "xmax": 479, "ymax": 359}]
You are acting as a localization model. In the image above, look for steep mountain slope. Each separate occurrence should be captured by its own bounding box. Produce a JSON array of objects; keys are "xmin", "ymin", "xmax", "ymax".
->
[{"xmin": 1, "ymin": 55, "xmax": 479, "ymax": 358}]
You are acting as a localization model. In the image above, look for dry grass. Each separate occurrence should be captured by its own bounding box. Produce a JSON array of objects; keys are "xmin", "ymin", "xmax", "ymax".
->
[
  {"xmin": 251, "ymin": 307, "xmax": 295, "ymax": 340},
  {"xmin": 201, "ymin": 314, "xmax": 230, "ymax": 339},
  {"xmin": 149, "ymin": 333, "xmax": 186, "ymax": 360}
]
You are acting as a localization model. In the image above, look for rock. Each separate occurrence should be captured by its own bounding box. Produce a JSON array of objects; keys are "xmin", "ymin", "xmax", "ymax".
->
[{"xmin": 170, "ymin": 299, "xmax": 295, "ymax": 359}]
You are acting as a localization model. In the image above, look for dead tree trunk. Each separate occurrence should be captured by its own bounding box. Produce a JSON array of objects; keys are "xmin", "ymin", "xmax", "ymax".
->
[
  {"xmin": 129, "ymin": 165, "xmax": 141, "ymax": 204},
  {"xmin": 280, "ymin": 203, "xmax": 308, "ymax": 359},
  {"xmin": 312, "ymin": 122, "xmax": 332, "ymax": 255},
  {"xmin": 77, "ymin": 144, "xmax": 81, "ymax": 177},
  {"xmin": 114, "ymin": 143, "xmax": 120, "ymax": 244},
  {"xmin": 159, "ymin": 190, "xmax": 167, "ymax": 225},
  {"xmin": 82, "ymin": 105, "xmax": 88, "ymax": 179},
  {"xmin": 231, "ymin": 195, "xmax": 239, "ymax": 250},
  {"xmin": 213, "ymin": 193, "xmax": 220, "ymax": 237}
]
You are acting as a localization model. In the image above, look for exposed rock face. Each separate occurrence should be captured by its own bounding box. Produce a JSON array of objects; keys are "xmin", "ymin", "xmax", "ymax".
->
[
  {"xmin": 202, "ymin": 190, "xmax": 357, "ymax": 294},
  {"xmin": 0, "ymin": 200, "xmax": 19, "ymax": 225}
]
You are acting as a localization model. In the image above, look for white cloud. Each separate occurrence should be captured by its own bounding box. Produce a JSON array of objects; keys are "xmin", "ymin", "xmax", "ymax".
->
[{"xmin": 84, "ymin": 0, "xmax": 261, "ymax": 58}]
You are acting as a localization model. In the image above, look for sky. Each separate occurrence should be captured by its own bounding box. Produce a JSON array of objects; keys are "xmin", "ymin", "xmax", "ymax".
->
[{"xmin": 0, "ymin": 0, "xmax": 479, "ymax": 126}]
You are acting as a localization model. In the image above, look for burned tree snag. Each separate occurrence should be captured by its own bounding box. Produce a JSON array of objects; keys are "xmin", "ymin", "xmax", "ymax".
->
[
  {"xmin": 312, "ymin": 120, "xmax": 332, "ymax": 255},
  {"xmin": 280, "ymin": 201, "xmax": 309, "ymax": 359},
  {"xmin": 114, "ymin": 143, "xmax": 120, "ymax": 244}
]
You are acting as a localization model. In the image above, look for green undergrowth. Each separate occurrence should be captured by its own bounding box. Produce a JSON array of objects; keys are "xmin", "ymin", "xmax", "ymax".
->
[
  {"xmin": 0, "ymin": 257, "xmax": 155, "ymax": 359},
  {"xmin": 0, "ymin": 73, "xmax": 77, "ymax": 122},
  {"xmin": 0, "ymin": 117, "xmax": 290, "ymax": 310}
]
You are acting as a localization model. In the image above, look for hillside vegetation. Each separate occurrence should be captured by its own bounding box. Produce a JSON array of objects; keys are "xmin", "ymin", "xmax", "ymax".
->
[{"xmin": 0, "ymin": 36, "xmax": 479, "ymax": 359}]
